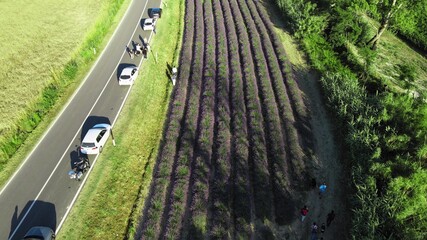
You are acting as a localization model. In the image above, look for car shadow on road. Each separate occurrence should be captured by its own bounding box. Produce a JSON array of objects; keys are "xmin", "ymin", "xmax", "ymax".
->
[{"xmin": 9, "ymin": 200, "xmax": 56, "ymax": 239}]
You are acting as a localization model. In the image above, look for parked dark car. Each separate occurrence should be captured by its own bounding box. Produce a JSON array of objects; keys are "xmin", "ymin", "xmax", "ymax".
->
[
  {"xmin": 149, "ymin": 8, "xmax": 162, "ymax": 19},
  {"xmin": 23, "ymin": 226, "xmax": 55, "ymax": 240}
]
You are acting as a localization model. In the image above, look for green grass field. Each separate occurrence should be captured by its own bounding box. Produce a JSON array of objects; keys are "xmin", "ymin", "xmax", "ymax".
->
[
  {"xmin": 57, "ymin": 0, "xmax": 184, "ymax": 238},
  {"xmin": 0, "ymin": 0, "xmax": 105, "ymax": 136}
]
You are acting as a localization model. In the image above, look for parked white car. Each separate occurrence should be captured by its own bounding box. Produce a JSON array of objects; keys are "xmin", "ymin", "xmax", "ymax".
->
[
  {"xmin": 143, "ymin": 18, "xmax": 155, "ymax": 31},
  {"xmin": 80, "ymin": 124, "xmax": 111, "ymax": 155},
  {"xmin": 119, "ymin": 67, "xmax": 139, "ymax": 85}
]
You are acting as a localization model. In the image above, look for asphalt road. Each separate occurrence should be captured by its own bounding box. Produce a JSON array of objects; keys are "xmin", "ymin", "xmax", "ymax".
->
[{"xmin": 0, "ymin": 0, "xmax": 161, "ymax": 238}]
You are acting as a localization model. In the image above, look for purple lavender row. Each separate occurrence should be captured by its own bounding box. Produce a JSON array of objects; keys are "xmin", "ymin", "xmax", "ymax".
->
[
  {"xmin": 183, "ymin": 0, "xmax": 217, "ymax": 238},
  {"xmin": 222, "ymin": 1, "xmax": 255, "ymax": 239},
  {"xmin": 138, "ymin": 0, "xmax": 196, "ymax": 239},
  {"xmin": 253, "ymin": 1, "xmax": 312, "ymax": 152},
  {"xmin": 237, "ymin": 0, "xmax": 298, "ymax": 224},
  {"xmin": 219, "ymin": 0, "xmax": 254, "ymax": 238},
  {"xmin": 228, "ymin": 0, "xmax": 275, "ymax": 223},
  {"xmin": 161, "ymin": 0, "xmax": 206, "ymax": 238},
  {"xmin": 208, "ymin": 0, "xmax": 233, "ymax": 238},
  {"xmin": 241, "ymin": 0, "xmax": 306, "ymax": 223}
]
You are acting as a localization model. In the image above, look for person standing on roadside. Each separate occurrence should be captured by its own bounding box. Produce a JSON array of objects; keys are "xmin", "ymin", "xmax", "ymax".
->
[
  {"xmin": 300, "ymin": 205, "xmax": 309, "ymax": 222},
  {"xmin": 319, "ymin": 182, "xmax": 327, "ymax": 199},
  {"xmin": 327, "ymin": 210, "xmax": 336, "ymax": 227}
]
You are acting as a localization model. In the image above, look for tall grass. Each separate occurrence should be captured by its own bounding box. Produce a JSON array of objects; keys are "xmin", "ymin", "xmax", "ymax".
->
[{"xmin": 0, "ymin": 0, "xmax": 126, "ymax": 181}]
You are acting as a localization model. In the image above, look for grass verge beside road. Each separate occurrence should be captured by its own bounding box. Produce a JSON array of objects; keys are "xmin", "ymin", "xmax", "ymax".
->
[{"xmin": 57, "ymin": 0, "xmax": 184, "ymax": 238}]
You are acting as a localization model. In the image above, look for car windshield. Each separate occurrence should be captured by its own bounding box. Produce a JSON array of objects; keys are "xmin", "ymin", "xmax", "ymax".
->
[
  {"xmin": 82, "ymin": 142, "xmax": 95, "ymax": 148},
  {"xmin": 121, "ymin": 75, "xmax": 130, "ymax": 80},
  {"xmin": 145, "ymin": 22, "xmax": 152, "ymax": 26}
]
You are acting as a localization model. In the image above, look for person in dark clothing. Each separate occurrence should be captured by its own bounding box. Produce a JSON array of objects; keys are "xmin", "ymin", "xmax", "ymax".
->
[
  {"xmin": 320, "ymin": 223, "xmax": 326, "ymax": 233},
  {"xmin": 327, "ymin": 210, "xmax": 336, "ymax": 227}
]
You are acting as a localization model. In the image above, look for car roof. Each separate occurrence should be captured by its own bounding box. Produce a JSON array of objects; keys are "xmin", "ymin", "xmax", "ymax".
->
[
  {"xmin": 121, "ymin": 67, "xmax": 135, "ymax": 75},
  {"xmin": 24, "ymin": 226, "xmax": 53, "ymax": 239},
  {"xmin": 145, "ymin": 18, "xmax": 154, "ymax": 23},
  {"xmin": 82, "ymin": 124, "xmax": 110, "ymax": 142}
]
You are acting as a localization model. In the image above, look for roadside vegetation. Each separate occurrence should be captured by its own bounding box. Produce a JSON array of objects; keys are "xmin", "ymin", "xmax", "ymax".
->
[
  {"xmin": 57, "ymin": 0, "xmax": 184, "ymax": 239},
  {"xmin": 273, "ymin": 0, "xmax": 427, "ymax": 238},
  {"xmin": 0, "ymin": 0, "xmax": 129, "ymax": 185}
]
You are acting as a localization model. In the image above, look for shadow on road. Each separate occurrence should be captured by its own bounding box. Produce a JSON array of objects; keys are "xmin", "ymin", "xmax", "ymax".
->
[{"xmin": 9, "ymin": 200, "xmax": 56, "ymax": 240}]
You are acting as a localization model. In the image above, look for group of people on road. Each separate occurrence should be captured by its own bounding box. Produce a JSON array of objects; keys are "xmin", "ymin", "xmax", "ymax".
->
[
  {"xmin": 128, "ymin": 38, "xmax": 150, "ymax": 59},
  {"xmin": 300, "ymin": 181, "xmax": 337, "ymax": 239}
]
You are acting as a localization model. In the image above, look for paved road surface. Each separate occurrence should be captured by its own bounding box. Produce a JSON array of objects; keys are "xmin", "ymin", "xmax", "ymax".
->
[{"xmin": 0, "ymin": 0, "xmax": 161, "ymax": 238}]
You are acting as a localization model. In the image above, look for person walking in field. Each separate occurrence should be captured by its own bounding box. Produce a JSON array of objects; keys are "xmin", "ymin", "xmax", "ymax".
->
[
  {"xmin": 300, "ymin": 205, "xmax": 309, "ymax": 222},
  {"xmin": 327, "ymin": 210, "xmax": 336, "ymax": 227},
  {"xmin": 319, "ymin": 182, "xmax": 327, "ymax": 199}
]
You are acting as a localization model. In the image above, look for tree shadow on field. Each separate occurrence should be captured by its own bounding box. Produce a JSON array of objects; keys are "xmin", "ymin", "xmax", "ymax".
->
[{"xmin": 9, "ymin": 200, "xmax": 56, "ymax": 240}]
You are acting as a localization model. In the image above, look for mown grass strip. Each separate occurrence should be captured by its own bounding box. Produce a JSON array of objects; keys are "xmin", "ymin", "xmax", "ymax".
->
[{"xmin": 57, "ymin": 0, "xmax": 184, "ymax": 238}]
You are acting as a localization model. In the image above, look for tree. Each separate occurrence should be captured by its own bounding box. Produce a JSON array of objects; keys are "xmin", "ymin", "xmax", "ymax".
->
[{"xmin": 366, "ymin": 0, "xmax": 403, "ymax": 49}]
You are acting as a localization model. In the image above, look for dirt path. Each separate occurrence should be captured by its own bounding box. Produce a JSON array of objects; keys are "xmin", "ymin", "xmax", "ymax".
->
[{"xmin": 260, "ymin": 1, "xmax": 352, "ymax": 239}]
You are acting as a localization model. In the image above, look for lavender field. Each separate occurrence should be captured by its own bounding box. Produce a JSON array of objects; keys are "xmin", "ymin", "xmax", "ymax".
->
[{"xmin": 137, "ymin": 0, "xmax": 312, "ymax": 238}]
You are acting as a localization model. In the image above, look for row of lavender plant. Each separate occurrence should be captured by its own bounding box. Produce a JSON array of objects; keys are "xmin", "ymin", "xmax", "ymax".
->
[
  {"xmin": 253, "ymin": 1, "xmax": 312, "ymax": 151},
  {"xmin": 207, "ymin": 0, "xmax": 234, "ymax": 237},
  {"xmin": 218, "ymin": 0, "xmax": 254, "ymax": 238},
  {"xmin": 183, "ymin": 0, "xmax": 217, "ymax": 238},
  {"xmin": 138, "ymin": 0, "xmax": 196, "ymax": 239},
  {"xmin": 245, "ymin": 0, "xmax": 307, "ymax": 188},
  {"xmin": 160, "ymin": 0, "xmax": 206, "ymax": 238},
  {"xmin": 235, "ymin": 0, "xmax": 295, "ymax": 223},
  {"xmin": 227, "ymin": 0, "xmax": 275, "ymax": 223}
]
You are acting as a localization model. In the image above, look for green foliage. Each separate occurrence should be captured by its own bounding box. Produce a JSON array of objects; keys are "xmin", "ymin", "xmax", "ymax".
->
[
  {"xmin": 328, "ymin": 6, "xmax": 371, "ymax": 48},
  {"xmin": 397, "ymin": 64, "xmax": 417, "ymax": 88},
  {"xmin": 274, "ymin": 0, "xmax": 427, "ymax": 237},
  {"xmin": 275, "ymin": 0, "xmax": 327, "ymax": 38}
]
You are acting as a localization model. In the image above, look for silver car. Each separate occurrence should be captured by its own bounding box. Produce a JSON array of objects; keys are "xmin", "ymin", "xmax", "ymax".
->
[
  {"xmin": 119, "ymin": 67, "xmax": 139, "ymax": 85},
  {"xmin": 143, "ymin": 18, "xmax": 155, "ymax": 31},
  {"xmin": 80, "ymin": 123, "xmax": 111, "ymax": 155}
]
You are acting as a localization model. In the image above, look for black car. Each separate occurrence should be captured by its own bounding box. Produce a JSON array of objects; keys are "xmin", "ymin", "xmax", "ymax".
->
[
  {"xmin": 149, "ymin": 8, "xmax": 162, "ymax": 19},
  {"xmin": 23, "ymin": 226, "xmax": 55, "ymax": 240}
]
